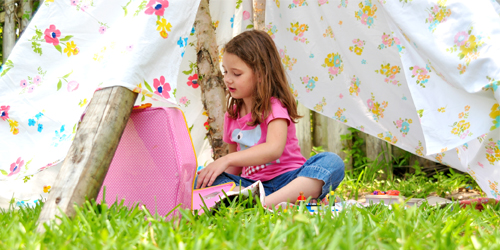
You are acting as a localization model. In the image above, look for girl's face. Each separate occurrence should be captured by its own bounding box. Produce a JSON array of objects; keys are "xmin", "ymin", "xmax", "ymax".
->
[{"xmin": 222, "ymin": 53, "xmax": 257, "ymax": 103}]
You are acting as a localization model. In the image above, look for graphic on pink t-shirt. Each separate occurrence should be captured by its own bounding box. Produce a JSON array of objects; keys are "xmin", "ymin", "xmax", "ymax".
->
[{"xmin": 223, "ymin": 97, "xmax": 306, "ymax": 182}]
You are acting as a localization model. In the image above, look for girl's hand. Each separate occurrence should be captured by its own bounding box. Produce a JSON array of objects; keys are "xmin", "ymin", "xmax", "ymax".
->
[{"xmin": 196, "ymin": 156, "xmax": 230, "ymax": 189}]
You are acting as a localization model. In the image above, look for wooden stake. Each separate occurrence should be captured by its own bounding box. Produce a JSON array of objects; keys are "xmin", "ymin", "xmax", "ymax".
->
[
  {"xmin": 297, "ymin": 103, "xmax": 312, "ymax": 159},
  {"xmin": 194, "ymin": 0, "xmax": 228, "ymax": 160},
  {"xmin": 37, "ymin": 87, "xmax": 137, "ymax": 232},
  {"xmin": 20, "ymin": 0, "xmax": 33, "ymax": 33},
  {"xmin": 253, "ymin": 0, "xmax": 265, "ymax": 30},
  {"xmin": 3, "ymin": 0, "xmax": 17, "ymax": 63}
]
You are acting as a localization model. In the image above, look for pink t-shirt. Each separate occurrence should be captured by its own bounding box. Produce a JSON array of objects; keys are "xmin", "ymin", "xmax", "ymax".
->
[{"xmin": 223, "ymin": 97, "xmax": 306, "ymax": 182}]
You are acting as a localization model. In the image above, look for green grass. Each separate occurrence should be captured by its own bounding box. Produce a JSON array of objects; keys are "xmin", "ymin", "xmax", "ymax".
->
[{"xmin": 1, "ymin": 194, "xmax": 499, "ymax": 249}]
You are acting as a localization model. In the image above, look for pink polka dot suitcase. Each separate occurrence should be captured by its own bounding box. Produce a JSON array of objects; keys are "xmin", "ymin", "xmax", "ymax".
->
[{"xmin": 97, "ymin": 106, "xmax": 197, "ymax": 219}]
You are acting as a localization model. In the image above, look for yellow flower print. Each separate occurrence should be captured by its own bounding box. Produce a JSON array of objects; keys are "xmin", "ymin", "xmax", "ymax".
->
[
  {"xmin": 487, "ymin": 154, "xmax": 496, "ymax": 164},
  {"xmin": 157, "ymin": 18, "xmax": 172, "ymax": 32},
  {"xmin": 354, "ymin": 47, "xmax": 363, "ymax": 55},
  {"xmin": 380, "ymin": 64, "xmax": 390, "ymax": 76},
  {"xmin": 390, "ymin": 66, "xmax": 400, "ymax": 75},
  {"xmin": 160, "ymin": 30, "xmax": 168, "ymax": 39},
  {"xmin": 451, "ymin": 127, "xmax": 460, "ymax": 135},
  {"xmin": 438, "ymin": 107, "xmax": 446, "ymax": 113},
  {"xmin": 299, "ymin": 24, "xmax": 307, "ymax": 33},
  {"xmin": 436, "ymin": 9, "xmax": 446, "ymax": 22},
  {"xmin": 290, "ymin": 23, "xmax": 300, "ymax": 36},
  {"xmin": 441, "ymin": 147, "xmax": 447, "ymax": 153},
  {"xmin": 363, "ymin": 5, "xmax": 374, "ymax": 16},
  {"xmin": 43, "ymin": 185, "xmax": 51, "ymax": 193},
  {"xmin": 324, "ymin": 53, "xmax": 335, "ymax": 67},
  {"xmin": 460, "ymin": 35, "xmax": 477, "ymax": 56},
  {"xmin": 64, "ymin": 41, "xmax": 78, "ymax": 57}
]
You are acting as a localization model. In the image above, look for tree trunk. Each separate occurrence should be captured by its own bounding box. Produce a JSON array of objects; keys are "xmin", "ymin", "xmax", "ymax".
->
[
  {"xmin": 366, "ymin": 134, "xmax": 392, "ymax": 179},
  {"xmin": 20, "ymin": 0, "xmax": 33, "ymax": 34},
  {"xmin": 253, "ymin": 0, "xmax": 265, "ymax": 30},
  {"xmin": 194, "ymin": 0, "xmax": 228, "ymax": 160},
  {"xmin": 37, "ymin": 87, "xmax": 138, "ymax": 232},
  {"xmin": 3, "ymin": 0, "xmax": 17, "ymax": 63}
]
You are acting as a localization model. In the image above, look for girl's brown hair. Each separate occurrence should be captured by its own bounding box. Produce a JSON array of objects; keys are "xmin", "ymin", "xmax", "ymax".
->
[{"xmin": 224, "ymin": 29, "xmax": 301, "ymax": 126}]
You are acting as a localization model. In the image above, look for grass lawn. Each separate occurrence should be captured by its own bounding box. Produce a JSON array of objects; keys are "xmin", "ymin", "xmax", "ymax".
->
[{"xmin": 1, "ymin": 192, "xmax": 499, "ymax": 249}]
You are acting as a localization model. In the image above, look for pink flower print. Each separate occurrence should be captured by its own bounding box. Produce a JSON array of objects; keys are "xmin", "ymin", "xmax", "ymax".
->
[
  {"xmin": 67, "ymin": 81, "xmax": 79, "ymax": 92},
  {"xmin": 384, "ymin": 78, "xmax": 389, "ymax": 83},
  {"xmin": 319, "ymin": 0, "xmax": 328, "ymax": 5},
  {"xmin": 153, "ymin": 76, "xmax": 171, "ymax": 99},
  {"xmin": 454, "ymin": 31, "xmax": 468, "ymax": 47},
  {"xmin": 300, "ymin": 38, "xmax": 306, "ymax": 43},
  {"xmin": 478, "ymin": 162, "xmax": 484, "ymax": 168},
  {"xmin": 243, "ymin": 11, "xmax": 250, "ymax": 20},
  {"xmin": 389, "ymin": 74, "xmax": 396, "ymax": 79},
  {"xmin": 293, "ymin": 36, "xmax": 299, "ymax": 41},
  {"xmin": 20, "ymin": 79, "xmax": 28, "ymax": 88},
  {"xmin": 339, "ymin": 93, "xmax": 343, "ymax": 99},
  {"xmin": 0, "ymin": 105, "xmax": 10, "ymax": 121},
  {"xmin": 328, "ymin": 66, "xmax": 339, "ymax": 75},
  {"xmin": 356, "ymin": 41, "xmax": 364, "ymax": 47},
  {"xmin": 99, "ymin": 26, "xmax": 107, "ymax": 34},
  {"xmin": 367, "ymin": 99, "xmax": 374, "ymax": 109},
  {"xmin": 81, "ymin": 4, "xmax": 89, "ymax": 11},
  {"xmin": 428, "ymin": 13, "xmax": 434, "ymax": 23},
  {"xmin": 187, "ymin": 74, "xmax": 199, "ymax": 88},
  {"xmin": 179, "ymin": 96, "xmax": 188, "ymax": 105},
  {"xmin": 382, "ymin": 34, "xmax": 390, "ymax": 46},
  {"xmin": 487, "ymin": 148, "xmax": 494, "ymax": 154},
  {"xmin": 460, "ymin": 130, "xmax": 469, "ymax": 139},
  {"xmin": 70, "ymin": 0, "xmax": 79, "ymax": 6},
  {"xmin": 145, "ymin": 0, "xmax": 169, "ymax": 16},
  {"xmin": 396, "ymin": 119, "xmax": 403, "ymax": 128},
  {"xmin": 302, "ymin": 76, "xmax": 310, "ymax": 83},
  {"xmin": 394, "ymin": 37, "xmax": 400, "ymax": 45},
  {"xmin": 126, "ymin": 45, "xmax": 134, "ymax": 51},
  {"xmin": 34, "ymin": 75, "xmax": 42, "ymax": 85},
  {"xmin": 28, "ymin": 85, "xmax": 35, "ymax": 93},
  {"xmin": 279, "ymin": 49, "xmax": 285, "ymax": 58},
  {"xmin": 293, "ymin": 0, "xmax": 300, "ymax": 4},
  {"xmin": 433, "ymin": 4, "xmax": 439, "ymax": 13},
  {"xmin": 9, "ymin": 157, "xmax": 24, "ymax": 176},
  {"xmin": 44, "ymin": 25, "xmax": 61, "ymax": 46},
  {"xmin": 391, "ymin": 80, "xmax": 398, "ymax": 85},
  {"xmin": 361, "ymin": 13, "xmax": 368, "ymax": 25}
]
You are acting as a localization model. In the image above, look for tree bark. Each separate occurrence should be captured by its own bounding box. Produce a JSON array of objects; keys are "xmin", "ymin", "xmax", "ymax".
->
[
  {"xmin": 194, "ymin": 0, "xmax": 228, "ymax": 160},
  {"xmin": 325, "ymin": 117, "xmax": 353, "ymax": 170},
  {"xmin": 3, "ymin": 0, "xmax": 17, "ymax": 63},
  {"xmin": 20, "ymin": 0, "xmax": 33, "ymax": 33},
  {"xmin": 37, "ymin": 87, "xmax": 137, "ymax": 232}
]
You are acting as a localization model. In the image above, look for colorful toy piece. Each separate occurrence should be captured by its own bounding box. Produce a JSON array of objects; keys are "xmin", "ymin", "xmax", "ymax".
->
[
  {"xmin": 297, "ymin": 191, "xmax": 306, "ymax": 202},
  {"xmin": 386, "ymin": 190, "xmax": 400, "ymax": 196},
  {"xmin": 373, "ymin": 190, "xmax": 386, "ymax": 195}
]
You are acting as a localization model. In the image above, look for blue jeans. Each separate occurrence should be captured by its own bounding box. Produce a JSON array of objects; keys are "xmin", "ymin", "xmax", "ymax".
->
[{"xmin": 195, "ymin": 152, "xmax": 345, "ymax": 200}]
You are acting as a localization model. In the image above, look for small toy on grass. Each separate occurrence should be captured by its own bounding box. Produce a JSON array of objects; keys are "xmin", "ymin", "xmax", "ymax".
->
[{"xmin": 297, "ymin": 191, "xmax": 306, "ymax": 203}]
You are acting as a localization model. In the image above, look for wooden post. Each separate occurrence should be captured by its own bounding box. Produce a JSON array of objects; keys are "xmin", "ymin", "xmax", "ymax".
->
[
  {"xmin": 194, "ymin": 0, "xmax": 228, "ymax": 160},
  {"xmin": 37, "ymin": 87, "xmax": 138, "ymax": 232},
  {"xmin": 313, "ymin": 113, "xmax": 352, "ymax": 170},
  {"xmin": 297, "ymin": 103, "xmax": 312, "ymax": 158},
  {"xmin": 366, "ymin": 134, "xmax": 391, "ymax": 179},
  {"xmin": 253, "ymin": 0, "xmax": 265, "ymax": 30},
  {"xmin": 325, "ymin": 118, "xmax": 353, "ymax": 170},
  {"xmin": 20, "ymin": 0, "xmax": 33, "ymax": 33},
  {"xmin": 3, "ymin": 0, "xmax": 17, "ymax": 63}
]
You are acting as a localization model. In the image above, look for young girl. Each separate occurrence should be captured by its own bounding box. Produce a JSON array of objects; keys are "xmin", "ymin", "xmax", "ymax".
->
[{"xmin": 195, "ymin": 30, "xmax": 345, "ymax": 206}]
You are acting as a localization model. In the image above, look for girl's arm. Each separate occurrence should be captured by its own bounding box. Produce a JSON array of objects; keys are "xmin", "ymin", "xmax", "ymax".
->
[
  {"xmin": 224, "ymin": 143, "xmax": 241, "ymax": 175},
  {"xmin": 196, "ymin": 118, "xmax": 288, "ymax": 189}
]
